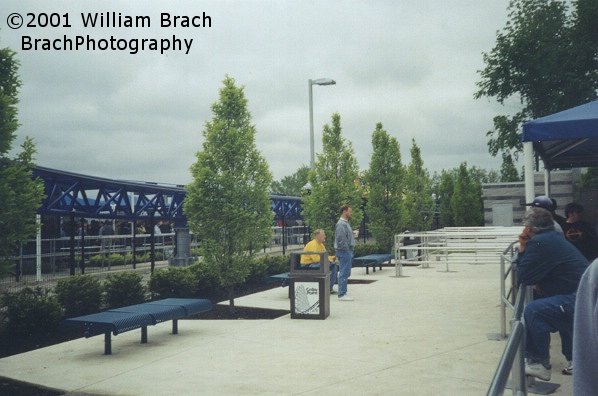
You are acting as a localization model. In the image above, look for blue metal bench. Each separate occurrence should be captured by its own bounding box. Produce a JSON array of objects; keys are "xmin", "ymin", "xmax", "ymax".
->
[
  {"xmin": 266, "ymin": 272, "xmax": 290, "ymax": 287},
  {"xmin": 64, "ymin": 298, "xmax": 212, "ymax": 354},
  {"xmin": 352, "ymin": 254, "xmax": 392, "ymax": 274}
]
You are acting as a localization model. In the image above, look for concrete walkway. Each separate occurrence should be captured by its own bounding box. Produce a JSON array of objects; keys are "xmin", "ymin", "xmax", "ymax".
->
[{"xmin": 0, "ymin": 263, "xmax": 572, "ymax": 395}]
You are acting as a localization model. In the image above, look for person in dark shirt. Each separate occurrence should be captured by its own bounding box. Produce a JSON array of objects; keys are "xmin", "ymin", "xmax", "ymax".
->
[
  {"xmin": 516, "ymin": 208, "xmax": 588, "ymax": 381},
  {"xmin": 562, "ymin": 202, "xmax": 598, "ymax": 262}
]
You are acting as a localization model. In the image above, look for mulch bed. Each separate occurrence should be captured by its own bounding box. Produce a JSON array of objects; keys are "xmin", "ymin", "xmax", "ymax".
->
[{"xmin": 193, "ymin": 304, "xmax": 289, "ymax": 320}]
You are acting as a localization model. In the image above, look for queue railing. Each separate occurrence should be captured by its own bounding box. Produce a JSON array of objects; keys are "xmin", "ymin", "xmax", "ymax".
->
[{"xmin": 487, "ymin": 285, "xmax": 528, "ymax": 396}]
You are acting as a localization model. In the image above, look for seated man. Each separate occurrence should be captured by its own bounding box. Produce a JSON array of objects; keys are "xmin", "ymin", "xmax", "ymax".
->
[
  {"xmin": 517, "ymin": 208, "xmax": 589, "ymax": 381},
  {"xmin": 562, "ymin": 202, "xmax": 598, "ymax": 262},
  {"xmin": 300, "ymin": 229, "xmax": 338, "ymax": 294}
]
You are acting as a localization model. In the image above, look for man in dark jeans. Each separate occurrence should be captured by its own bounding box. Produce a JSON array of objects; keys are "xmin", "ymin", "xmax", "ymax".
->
[
  {"xmin": 516, "ymin": 208, "xmax": 588, "ymax": 381},
  {"xmin": 334, "ymin": 204, "xmax": 355, "ymax": 301}
]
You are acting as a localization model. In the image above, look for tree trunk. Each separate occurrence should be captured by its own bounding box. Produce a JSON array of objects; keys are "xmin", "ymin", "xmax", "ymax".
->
[{"xmin": 228, "ymin": 286, "xmax": 236, "ymax": 314}]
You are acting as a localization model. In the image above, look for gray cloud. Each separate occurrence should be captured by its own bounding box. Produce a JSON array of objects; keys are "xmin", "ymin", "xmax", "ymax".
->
[{"xmin": 4, "ymin": 0, "xmax": 509, "ymax": 185}]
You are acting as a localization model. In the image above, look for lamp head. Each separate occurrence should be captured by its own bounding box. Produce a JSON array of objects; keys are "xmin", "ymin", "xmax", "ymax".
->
[{"xmin": 311, "ymin": 78, "xmax": 336, "ymax": 86}]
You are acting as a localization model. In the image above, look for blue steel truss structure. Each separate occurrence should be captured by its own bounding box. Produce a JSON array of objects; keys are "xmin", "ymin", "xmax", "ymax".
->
[{"xmin": 33, "ymin": 166, "xmax": 303, "ymax": 224}]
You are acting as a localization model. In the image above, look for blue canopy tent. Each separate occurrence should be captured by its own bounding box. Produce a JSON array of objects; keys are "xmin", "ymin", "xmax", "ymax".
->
[{"xmin": 521, "ymin": 99, "xmax": 598, "ymax": 204}]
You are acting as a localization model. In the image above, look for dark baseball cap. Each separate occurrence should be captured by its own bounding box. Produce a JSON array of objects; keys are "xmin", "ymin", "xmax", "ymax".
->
[{"xmin": 525, "ymin": 195, "xmax": 554, "ymax": 211}]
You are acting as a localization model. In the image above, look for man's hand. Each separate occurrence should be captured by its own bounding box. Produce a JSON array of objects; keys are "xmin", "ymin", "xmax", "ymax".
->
[{"xmin": 518, "ymin": 226, "xmax": 533, "ymax": 253}]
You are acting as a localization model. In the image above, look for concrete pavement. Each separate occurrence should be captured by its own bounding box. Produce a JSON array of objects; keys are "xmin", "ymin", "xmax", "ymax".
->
[{"xmin": 0, "ymin": 262, "xmax": 572, "ymax": 395}]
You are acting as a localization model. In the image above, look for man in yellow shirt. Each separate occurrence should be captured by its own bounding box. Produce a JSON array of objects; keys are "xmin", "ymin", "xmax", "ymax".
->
[{"xmin": 300, "ymin": 229, "xmax": 338, "ymax": 294}]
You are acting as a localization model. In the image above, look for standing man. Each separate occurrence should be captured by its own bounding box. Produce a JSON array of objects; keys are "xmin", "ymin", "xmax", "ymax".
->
[
  {"xmin": 300, "ymin": 229, "xmax": 338, "ymax": 294},
  {"xmin": 516, "ymin": 208, "xmax": 588, "ymax": 381},
  {"xmin": 334, "ymin": 204, "xmax": 356, "ymax": 301}
]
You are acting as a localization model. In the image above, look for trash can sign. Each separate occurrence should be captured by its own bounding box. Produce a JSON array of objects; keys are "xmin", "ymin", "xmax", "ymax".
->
[{"xmin": 294, "ymin": 281, "xmax": 320, "ymax": 314}]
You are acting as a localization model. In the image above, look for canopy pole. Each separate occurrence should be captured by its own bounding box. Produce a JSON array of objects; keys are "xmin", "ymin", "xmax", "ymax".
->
[
  {"xmin": 524, "ymin": 141, "xmax": 535, "ymax": 206},
  {"xmin": 544, "ymin": 168, "xmax": 551, "ymax": 196}
]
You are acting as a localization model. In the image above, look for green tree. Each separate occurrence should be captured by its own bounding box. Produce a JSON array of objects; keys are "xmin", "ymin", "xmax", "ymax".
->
[
  {"xmin": 303, "ymin": 113, "xmax": 363, "ymax": 249},
  {"xmin": 0, "ymin": 45, "xmax": 44, "ymax": 274},
  {"xmin": 433, "ymin": 170, "xmax": 456, "ymax": 228},
  {"xmin": 475, "ymin": 0, "xmax": 598, "ymax": 159},
  {"xmin": 365, "ymin": 123, "xmax": 404, "ymax": 251},
  {"xmin": 403, "ymin": 139, "xmax": 433, "ymax": 231},
  {"xmin": 270, "ymin": 165, "xmax": 309, "ymax": 196},
  {"xmin": 500, "ymin": 153, "xmax": 520, "ymax": 182},
  {"xmin": 185, "ymin": 76, "xmax": 272, "ymax": 312},
  {"xmin": 450, "ymin": 163, "xmax": 484, "ymax": 226}
]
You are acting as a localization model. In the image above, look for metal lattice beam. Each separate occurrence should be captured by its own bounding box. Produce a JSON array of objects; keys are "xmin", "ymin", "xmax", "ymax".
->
[{"xmin": 33, "ymin": 166, "xmax": 303, "ymax": 224}]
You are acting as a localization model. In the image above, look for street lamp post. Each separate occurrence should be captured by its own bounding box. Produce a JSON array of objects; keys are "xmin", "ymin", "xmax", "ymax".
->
[{"xmin": 309, "ymin": 78, "xmax": 336, "ymax": 170}]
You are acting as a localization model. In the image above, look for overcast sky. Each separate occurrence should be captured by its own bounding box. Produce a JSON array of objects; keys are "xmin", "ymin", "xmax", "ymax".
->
[{"xmin": 3, "ymin": 0, "xmax": 513, "ymax": 185}]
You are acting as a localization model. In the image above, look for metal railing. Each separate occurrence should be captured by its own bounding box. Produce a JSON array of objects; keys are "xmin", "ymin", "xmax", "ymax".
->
[
  {"xmin": 498, "ymin": 241, "xmax": 520, "ymax": 339},
  {"xmin": 2, "ymin": 225, "xmax": 307, "ymax": 292},
  {"xmin": 2, "ymin": 233, "xmax": 183, "ymax": 292},
  {"xmin": 487, "ymin": 285, "xmax": 528, "ymax": 396},
  {"xmin": 394, "ymin": 227, "xmax": 521, "ymax": 276}
]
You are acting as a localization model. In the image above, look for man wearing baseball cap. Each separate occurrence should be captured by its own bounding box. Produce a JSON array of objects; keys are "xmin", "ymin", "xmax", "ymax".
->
[{"xmin": 525, "ymin": 195, "xmax": 564, "ymax": 234}]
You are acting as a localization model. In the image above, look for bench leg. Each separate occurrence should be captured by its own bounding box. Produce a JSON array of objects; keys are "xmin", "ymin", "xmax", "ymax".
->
[
  {"xmin": 141, "ymin": 326, "xmax": 148, "ymax": 344},
  {"xmin": 104, "ymin": 332, "xmax": 112, "ymax": 355},
  {"xmin": 172, "ymin": 319, "xmax": 178, "ymax": 335},
  {"xmin": 366, "ymin": 266, "xmax": 370, "ymax": 275}
]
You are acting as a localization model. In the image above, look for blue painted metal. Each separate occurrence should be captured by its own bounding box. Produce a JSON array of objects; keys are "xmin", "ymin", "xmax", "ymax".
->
[
  {"xmin": 271, "ymin": 194, "xmax": 303, "ymax": 220},
  {"xmin": 33, "ymin": 166, "xmax": 303, "ymax": 223},
  {"xmin": 33, "ymin": 166, "xmax": 187, "ymax": 223}
]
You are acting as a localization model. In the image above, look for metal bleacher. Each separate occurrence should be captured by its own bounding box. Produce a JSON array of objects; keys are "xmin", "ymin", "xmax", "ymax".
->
[{"xmin": 394, "ymin": 227, "xmax": 521, "ymax": 275}]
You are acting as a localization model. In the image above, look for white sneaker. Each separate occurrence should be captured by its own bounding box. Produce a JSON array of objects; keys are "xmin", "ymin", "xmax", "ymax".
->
[
  {"xmin": 562, "ymin": 360, "xmax": 573, "ymax": 375},
  {"xmin": 525, "ymin": 362, "xmax": 551, "ymax": 381},
  {"xmin": 330, "ymin": 289, "xmax": 337, "ymax": 295},
  {"xmin": 338, "ymin": 295, "xmax": 354, "ymax": 301}
]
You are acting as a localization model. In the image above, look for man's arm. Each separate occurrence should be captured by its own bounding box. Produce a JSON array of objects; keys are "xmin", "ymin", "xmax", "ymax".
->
[{"xmin": 516, "ymin": 239, "xmax": 549, "ymax": 285}]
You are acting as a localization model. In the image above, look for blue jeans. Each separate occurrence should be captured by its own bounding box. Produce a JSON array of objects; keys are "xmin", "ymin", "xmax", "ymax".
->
[
  {"xmin": 330, "ymin": 263, "xmax": 338, "ymax": 291},
  {"xmin": 335, "ymin": 250, "xmax": 353, "ymax": 297},
  {"xmin": 523, "ymin": 293, "xmax": 576, "ymax": 364}
]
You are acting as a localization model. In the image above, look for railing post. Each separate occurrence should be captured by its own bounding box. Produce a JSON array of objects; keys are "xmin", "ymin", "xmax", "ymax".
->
[
  {"xmin": 500, "ymin": 255, "xmax": 507, "ymax": 339},
  {"xmin": 36, "ymin": 214, "xmax": 42, "ymax": 282},
  {"xmin": 79, "ymin": 217, "xmax": 86, "ymax": 275},
  {"xmin": 513, "ymin": 325, "xmax": 527, "ymax": 395},
  {"xmin": 69, "ymin": 212, "xmax": 76, "ymax": 276}
]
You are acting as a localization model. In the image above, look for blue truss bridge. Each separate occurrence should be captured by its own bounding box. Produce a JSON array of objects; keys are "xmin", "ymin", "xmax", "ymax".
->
[
  {"xmin": 26, "ymin": 166, "xmax": 304, "ymax": 272},
  {"xmin": 33, "ymin": 165, "xmax": 304, "ymax": 224}
]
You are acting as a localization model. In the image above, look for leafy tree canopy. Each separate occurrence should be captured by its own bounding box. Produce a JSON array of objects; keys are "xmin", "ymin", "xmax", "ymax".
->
[
  {"xmin": 475, "ymin": 0, "xmax": 598, "ymax": 159},
  {"xmin": 185, "ymin": 76, "xmax": 272, "ymax": 311},
  {"xmin": 303, "ymin": 113, "xmax": 363, "ymax": 250}
]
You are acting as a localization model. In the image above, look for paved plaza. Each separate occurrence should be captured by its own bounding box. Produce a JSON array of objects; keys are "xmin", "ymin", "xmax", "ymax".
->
[{"xmin": 0, "ymin": 262, "xmax": 572, "ymax": 395}]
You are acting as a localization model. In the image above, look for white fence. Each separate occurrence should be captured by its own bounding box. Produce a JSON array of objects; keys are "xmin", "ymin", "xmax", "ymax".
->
[{"xmin": 394, "ymin": 226, "xmax": 521, "ymax": 276}]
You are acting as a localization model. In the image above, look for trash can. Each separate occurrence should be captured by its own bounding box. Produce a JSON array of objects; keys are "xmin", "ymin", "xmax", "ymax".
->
[{"xmin": 289, "ymin": 252, "xmax": 330, "ymax": 320}]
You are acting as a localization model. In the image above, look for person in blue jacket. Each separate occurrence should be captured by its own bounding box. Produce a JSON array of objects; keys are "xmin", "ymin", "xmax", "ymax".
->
[
  {"xmin": 516, "ymin": 208, "xmax": 588, "ymax": 381},
  {"xmin": 573, "ymin": 258, "xmax": 598, "ymax": 395}
]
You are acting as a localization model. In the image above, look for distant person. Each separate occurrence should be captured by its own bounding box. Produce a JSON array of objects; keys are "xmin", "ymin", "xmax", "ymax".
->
[
  {"xmin": 159, "ymin": 221, "xmax": 171, "ymax": 233},
  {"xmin": 300, "ymin": 229, "xmax": 338, "ymax": 294},
  {"xmin": 562, "ymin": 202, "xmax": 598, "ymax": 262},
  {"xmin": 99, "ymin": 220, "xmax": 115, "ymax": 253},
  {"xmin": 573, "ymin": 258, "xmax": 598, "ymax": 395},
  {"xmin": 516, "ymin": 208, "xmax": 588, "ymax": 381},
  {"xmin": 99, "ymin": 220, "xmax": 115, "ymax": 236},
  {"xmin": 89, "ymin": 220, "xmax": 101, "ymax": 236},
  {"xmin": 525, "ymin": 195, "xmax": 564, "ymax": 234},
  {"xmin": 334, "ymin": 204, "xmax": 356, "ymax": 301},
  {"xmin": 118, "ymin": 221, "xmax": 131, "ymax": 235},
  {"xmin": 549, "ymin": 198, "xmax": 567, "ymax": 229}
]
